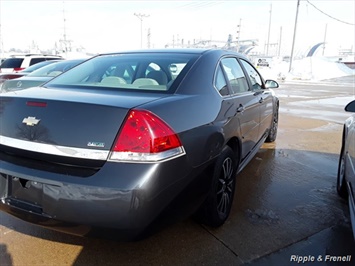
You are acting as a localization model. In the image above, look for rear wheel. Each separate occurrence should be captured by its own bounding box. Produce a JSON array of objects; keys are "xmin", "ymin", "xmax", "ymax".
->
[
  {"xmin": 337, "ymin": 147, "xmax": 348, "ymax": 199},
  {"xmin": 197, "ymin": 146, "xmax": 237, "ymax": 227},
  {"xmin": 266, "ymin": 108, "xmax": 278, "ymax": 143}
]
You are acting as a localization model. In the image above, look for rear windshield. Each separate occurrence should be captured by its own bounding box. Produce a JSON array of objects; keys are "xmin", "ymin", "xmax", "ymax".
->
[
  {"xmin": 0, "ymin": 58, "xmax": 24, "ymax": 68},
  {"xmin": 29, "ymin": 57, "xmax": 60, "ymax": 66},
  {"xmin": 45, "ymin": 53, "xmax": 200, "ymax": 93}
]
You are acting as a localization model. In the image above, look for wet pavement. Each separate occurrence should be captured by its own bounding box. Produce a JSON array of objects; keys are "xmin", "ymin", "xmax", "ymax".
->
[{"xmin": 1, "ymin": 76, "xmax": 355, "ymax": 265}]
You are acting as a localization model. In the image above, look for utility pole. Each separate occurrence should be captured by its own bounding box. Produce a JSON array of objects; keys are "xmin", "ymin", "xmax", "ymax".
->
[
  {"xmin": 0, "ymin": 20, "xmax": 2, "ymax": 59},
  {"xmin": 322, "ymin": 24, "xmax": 327, "ymax": 56},
  {"xmin": 289, "ymin": 0, "xmax": 300, "ymax": 72},
  {"xmin": 0, "ymin": 0, "xmax": 3, "ymax": 58},
  {"xmin": 266, "ymin": 3, "xmax": 272, "ymax": 56},
  {"xmin": 278, "ymin": 26, "xmax": 282, "ymax": 57},
  {"xmin": 60, "ymin": 1, "xmax": 72, "ymax": 57},
  {"xmin": 236, "ymin": 19, "xmax": 241, "ymax": 52},
  {"xmin": 134, "ymin": 13, "xmax": 149, "ymax": 49}
]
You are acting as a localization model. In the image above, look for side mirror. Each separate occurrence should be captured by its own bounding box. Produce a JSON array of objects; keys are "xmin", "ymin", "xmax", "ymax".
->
[
  {"xmin": 345, "ymin": 100, "xmax": 355, "ymax": 112},
  {"xmin": 265, "ymin": 80, "xmax": 279, "ymax": 89}
]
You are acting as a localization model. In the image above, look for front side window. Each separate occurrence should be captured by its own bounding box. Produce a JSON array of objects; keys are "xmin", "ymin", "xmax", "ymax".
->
[
  {"xmin": 240, "ymin": 59, "xmax": 263, "ymax": 91},
  {"xmin": 220, "ymin": 58, "xmax": 249, "ymax": 94}
]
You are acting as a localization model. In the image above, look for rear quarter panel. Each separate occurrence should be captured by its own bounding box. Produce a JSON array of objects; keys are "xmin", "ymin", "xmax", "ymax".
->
[{"xmin": 346, "ymin": 115, "xmax": 355, "ymax": 197}]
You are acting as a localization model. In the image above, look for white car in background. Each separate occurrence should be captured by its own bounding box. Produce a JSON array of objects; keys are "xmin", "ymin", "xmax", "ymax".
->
[{"xmin": 0, "ymin": 54, "xmax": 62, "ymax": 73}]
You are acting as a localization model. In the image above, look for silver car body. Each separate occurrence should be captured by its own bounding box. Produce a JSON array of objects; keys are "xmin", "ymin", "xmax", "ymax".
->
[{"xmin": 338, "ymin": 99, "xmax": 355, "ymax": 239}]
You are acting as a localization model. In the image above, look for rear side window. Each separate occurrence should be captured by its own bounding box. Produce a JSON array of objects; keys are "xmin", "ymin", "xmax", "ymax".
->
[
  {"xmin": 29, "ymin": 58, "xmax": 47, "ymax": 66},
  {"xmin": 220, "ymin": 58, "xmax": 249, "ymax": 94},
  {"xmin": 0, "ymin": 58, "xmax": 24, "ymax": 68},
  {"xmin": 214, "ymin": 65, "xmax": 229, "ymax": 96},
  {"xmin": 169, "ymin": 63, "xmax": 186, "ymax": 79}
]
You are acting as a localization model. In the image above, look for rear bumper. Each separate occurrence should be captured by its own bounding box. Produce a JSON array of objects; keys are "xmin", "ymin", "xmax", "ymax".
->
[{"xmin": 0, "ymin": 155, "xmax": 202, "ymax": 240}]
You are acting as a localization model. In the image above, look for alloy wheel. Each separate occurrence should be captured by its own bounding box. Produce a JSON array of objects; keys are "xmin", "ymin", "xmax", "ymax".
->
[{"xmin": 217, "ymin": 157, "xmax": 234, "ymax": 217}]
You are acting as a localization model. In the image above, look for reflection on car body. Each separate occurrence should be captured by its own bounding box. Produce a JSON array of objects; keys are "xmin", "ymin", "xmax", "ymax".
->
[
  {"xmin": 0, "ymin": 59, "xmax": 85, "ymax": 93},
  {"xmin": 0, "ymin": 60, "xmax": 63, "ymax": 89},
  {"xmin": 337, "ymin": 99, "xmax": 355, "ymax": 239},
  {"xmin": 0, "ymin": 49, "xmax": 279, "ymax": 240}
]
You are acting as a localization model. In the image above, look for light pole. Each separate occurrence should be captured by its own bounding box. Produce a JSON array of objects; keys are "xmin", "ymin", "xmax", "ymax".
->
[
  {"xmin": 134, "ymin": 13, "xmax": 149, "ymax": 48},
  {"xmin": 289, "ymin": 0, "xmax": 300, "ymax": 72}
]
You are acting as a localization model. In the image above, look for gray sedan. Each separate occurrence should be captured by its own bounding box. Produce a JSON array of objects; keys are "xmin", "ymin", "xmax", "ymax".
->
[{"xmin": 0, "ymin": 49, "xmax": 279, "ymax": 240}]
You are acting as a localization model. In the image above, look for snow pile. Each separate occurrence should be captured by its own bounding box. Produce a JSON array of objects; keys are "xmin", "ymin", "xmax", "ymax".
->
[
  {"xmin": 258, "ymin": 56, "xmax": 355, "ymax": 81},
  {"xmin": 288, "ymin": 57, "xmax": 355, "ymax": 81}
]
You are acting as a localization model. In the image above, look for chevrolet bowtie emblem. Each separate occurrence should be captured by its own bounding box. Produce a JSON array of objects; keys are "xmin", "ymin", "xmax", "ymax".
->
[{"xmin": 22, "ymin": 116, "xmax": 40, "ymax": 126}]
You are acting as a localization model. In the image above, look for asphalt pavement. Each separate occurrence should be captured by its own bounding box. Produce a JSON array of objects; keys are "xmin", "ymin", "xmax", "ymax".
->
[{"xmin": 0, "ymin": 76, "xmax": 354, "ymax": 265}]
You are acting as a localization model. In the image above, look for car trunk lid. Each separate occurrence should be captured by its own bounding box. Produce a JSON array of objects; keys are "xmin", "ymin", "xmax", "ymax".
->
[{"xmin": 0, "ymin": 87, "xmax": 167, "ymax": 167}]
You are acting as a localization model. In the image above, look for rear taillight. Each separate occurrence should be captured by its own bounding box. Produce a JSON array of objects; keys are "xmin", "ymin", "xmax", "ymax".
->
[
  {"xmin": 26, "ymin": 101, "xmax": 47, "ymax": 107},
  {"xmin": 109, "ymin": 109, "xmax": 185, "ymax": 162},
  {"xmin": 13, "ymin": 68, "xmax": 24, "ymax": 72}
]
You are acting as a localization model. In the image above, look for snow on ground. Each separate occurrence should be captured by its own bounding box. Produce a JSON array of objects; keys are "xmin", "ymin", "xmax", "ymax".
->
[{"xmin": 258, "ymin": 56, "xmax": 355, "ymax": 82}]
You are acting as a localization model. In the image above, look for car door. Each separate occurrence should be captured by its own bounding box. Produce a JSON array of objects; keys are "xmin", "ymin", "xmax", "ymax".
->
[
  {"xmin": 219, "ymin": 57, "xmax": 261, "ymax": 160},
  {"xmin": 240, "ymin": 58, "xmax": 274, "ymax": 140}
]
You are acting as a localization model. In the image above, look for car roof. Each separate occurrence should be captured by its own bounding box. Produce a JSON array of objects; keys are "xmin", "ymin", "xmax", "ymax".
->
[
  {"xmin": 7, "ymin": 54, "xmax": 62, "ymax": 58},
  {"xmin": 99, "ymin": 48, "xmax": 247, "ymax": 60},
  {"xmin": 100, "ymin": 48, "xmax": 209, "ymax": 55}
]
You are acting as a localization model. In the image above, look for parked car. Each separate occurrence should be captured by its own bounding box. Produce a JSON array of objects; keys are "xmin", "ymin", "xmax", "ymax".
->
[
  {"xmin": 337, "ymin": 99, "xmax": 355, "ymax": 239},
  {"xmin": 0, "ymin": 54, "xmax": 62, "ymax": 73},
  {"xmin": 0, "ymin": 49, "xmax": 279, "ymax": 240},
  {"xmin": 0, "ymin": 60, "xmax": 62, "ymax": 87},
  {"xmin": 0, "ymin": 59, "xmax": 85, "ymax": 92}
]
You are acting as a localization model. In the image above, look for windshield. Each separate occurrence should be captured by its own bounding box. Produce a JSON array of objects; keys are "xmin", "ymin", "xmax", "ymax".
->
[
  {"xmin": 45, "ymin": 53, "xmax": 199, "ymax": 93},
  {"xmin": 28, "ymin": 60, "xmax": 84, "ymax": 77}
]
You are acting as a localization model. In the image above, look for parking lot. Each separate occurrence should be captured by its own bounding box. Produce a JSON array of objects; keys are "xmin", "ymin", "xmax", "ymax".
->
[{"xmin": 0, "ymin": 76, "xmax": 354, "ymax": 265}]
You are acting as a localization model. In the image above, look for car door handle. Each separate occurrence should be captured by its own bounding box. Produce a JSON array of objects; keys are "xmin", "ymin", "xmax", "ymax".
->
[{"xmin": 236, "ymin": 104, "xmax": 245, "ymax": 114}]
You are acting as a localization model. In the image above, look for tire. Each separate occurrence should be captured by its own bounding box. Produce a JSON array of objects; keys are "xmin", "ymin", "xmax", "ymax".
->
[
  {"xmin": 197, "ymin": 146, "xmax": 237, "ymax": 227},
  {"xmin": 266, "ymin": 107, "xmax": 278, "ymax": 143},
  {"xmin": 337, "ymin": 146, "xmax": 348, "ymax": 199}
]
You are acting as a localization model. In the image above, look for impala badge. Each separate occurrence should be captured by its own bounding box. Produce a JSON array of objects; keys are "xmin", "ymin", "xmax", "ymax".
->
[
  {"xmin": 22, "ymin": 116, "xmax": 40, "ymax": 126},
  {"xmin": 87, "ymin": 142, "xmax": 105, "ymax": 148}
]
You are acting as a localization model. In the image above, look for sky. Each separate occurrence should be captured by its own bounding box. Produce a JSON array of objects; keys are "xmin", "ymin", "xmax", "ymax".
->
[{"xmin": 0, "ymin": 0, "xmax": 354, "ymax": 57}]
